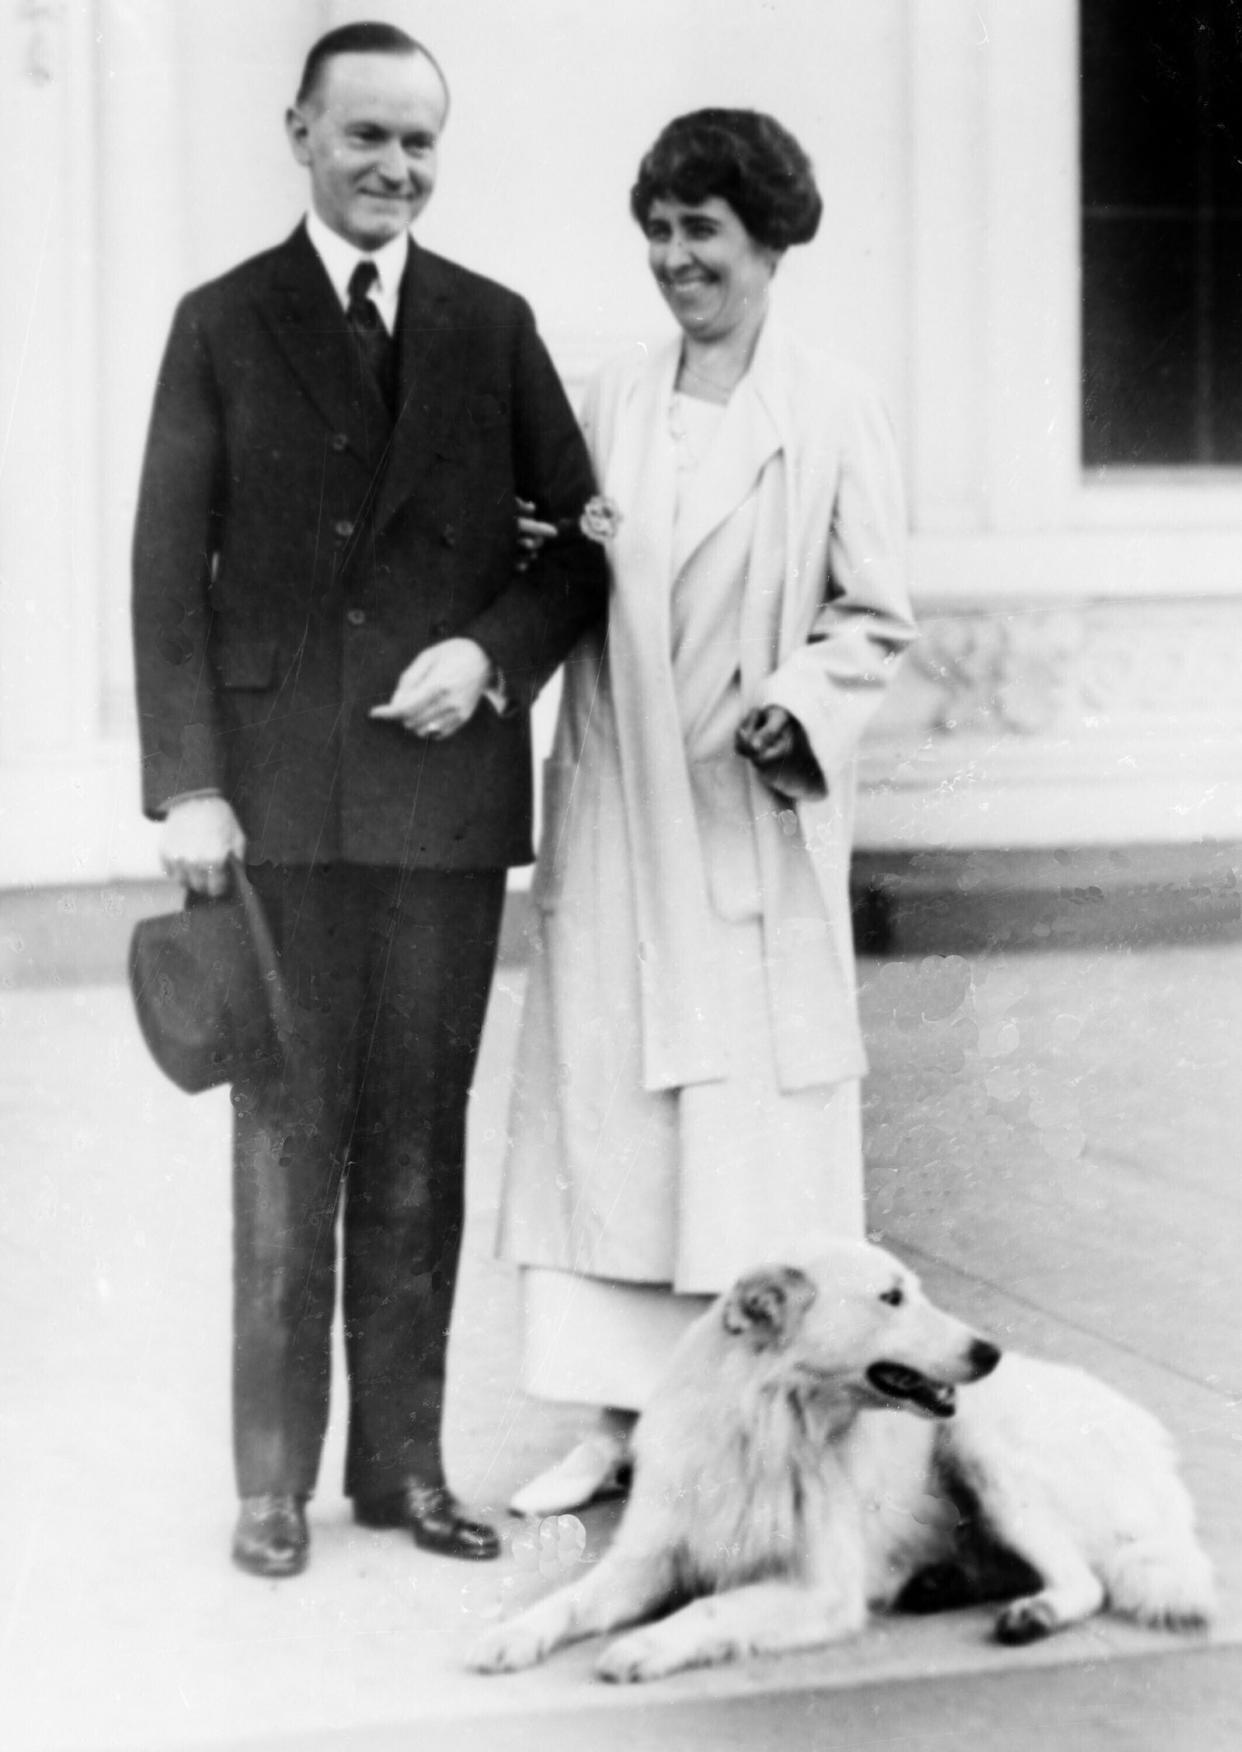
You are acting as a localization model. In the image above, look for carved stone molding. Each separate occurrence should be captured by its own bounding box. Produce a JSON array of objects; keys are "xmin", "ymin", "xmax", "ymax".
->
[
  {"xmin": 857, "ymin": 596, "xmax": 1242, "ymax": 848},
  {"xmin": 905, "ymin": 610, "xmax": 1086, "ymax": 737},
  {"xmin": 874, "ymin": 597, "xmax": 1242, "ymax": 748}
]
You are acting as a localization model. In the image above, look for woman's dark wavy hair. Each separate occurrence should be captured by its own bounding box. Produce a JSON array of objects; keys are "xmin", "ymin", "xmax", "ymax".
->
[{"xmin": 630, "ymin": 109, "xmax": 822, "ymax": 251}]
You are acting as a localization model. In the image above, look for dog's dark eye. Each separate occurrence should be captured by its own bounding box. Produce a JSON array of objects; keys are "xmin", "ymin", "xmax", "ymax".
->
[{"xmin": 879, "ymin": 1285, "xmax": 905, "ymax": 1307}]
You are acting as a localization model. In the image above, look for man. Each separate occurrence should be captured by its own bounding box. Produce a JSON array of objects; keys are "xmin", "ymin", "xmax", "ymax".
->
[{"xmin": 132, "ymin": 22, "xmax": 606, "ymax": 1578}]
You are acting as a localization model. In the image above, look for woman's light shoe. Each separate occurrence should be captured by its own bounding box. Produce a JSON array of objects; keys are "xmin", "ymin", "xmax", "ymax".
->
[{"xmin": 509, "ymin": 1433, "xmax": 632, "ymax": 1517}]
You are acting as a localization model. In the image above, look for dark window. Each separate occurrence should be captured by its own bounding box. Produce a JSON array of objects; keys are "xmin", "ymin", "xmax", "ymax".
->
[{"xmin": 1081, "ymin": 0, "xmax": 1242, "ymax": 465}]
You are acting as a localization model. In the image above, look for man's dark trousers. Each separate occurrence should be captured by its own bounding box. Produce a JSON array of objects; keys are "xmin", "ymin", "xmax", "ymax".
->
[{"xmin": 232, "ymin": 862, "xmax": 506, "ymax": 1501}]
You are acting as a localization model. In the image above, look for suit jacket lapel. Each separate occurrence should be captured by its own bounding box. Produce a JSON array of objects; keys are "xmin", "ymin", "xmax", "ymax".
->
[
  {"xmin": 371, "ymin": 242, "xmax": 461, "ymax": 538},
  {"xmin": 257, "ymin": 225, "xmax": 392, "ymax": 469}
]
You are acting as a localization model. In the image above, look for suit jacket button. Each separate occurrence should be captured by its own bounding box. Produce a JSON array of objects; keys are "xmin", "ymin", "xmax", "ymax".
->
[
  {"xmin": 346, "ymin": 608, "xmax": 367, "ymax": 627},
  {"xmin": 334, "ymin": 518, "xmax": 355, "ymax": 540},
  {"xmin": 441, "ymin": 523, "xmax": 458, "ymax": 546},
  {"xmin": 331, "ymin": 433, "xmax": 349, "ymax": 453}
]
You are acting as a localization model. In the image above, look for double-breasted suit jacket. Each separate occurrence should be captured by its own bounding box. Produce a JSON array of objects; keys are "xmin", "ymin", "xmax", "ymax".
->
[
  {"xmin": 133, "ymin": 222, "xmax": 606, "ymax": 865},
  {"xmin": 132, "ymin": 223, "xmax": 607, "ymax": 1504}
]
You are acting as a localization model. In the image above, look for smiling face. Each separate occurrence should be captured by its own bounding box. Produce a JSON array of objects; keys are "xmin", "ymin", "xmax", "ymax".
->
[
  {"xmin": 644, "ymin": 196, "xmax": 779, "ymax": 344},
  {"xmin": 286, "ymin": 49, "xmax": 448, "ymax": 250}
]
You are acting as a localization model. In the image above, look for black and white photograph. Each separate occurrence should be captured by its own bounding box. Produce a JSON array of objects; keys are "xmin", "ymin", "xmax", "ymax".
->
[{"xmin": 1, "ymin": 3, "xmax": 1239, "ymax": 1749}]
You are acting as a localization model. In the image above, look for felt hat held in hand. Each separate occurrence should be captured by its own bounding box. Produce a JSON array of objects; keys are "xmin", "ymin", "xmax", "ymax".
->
[{"xmin": 128, "ymin": 857, "xmax": 294, "ymax": 1094}]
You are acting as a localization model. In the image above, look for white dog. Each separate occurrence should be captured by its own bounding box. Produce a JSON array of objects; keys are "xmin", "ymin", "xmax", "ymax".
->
[{"xmin": 470, "ymin": 1240, "xmax": 1215, "ymax": 1683}]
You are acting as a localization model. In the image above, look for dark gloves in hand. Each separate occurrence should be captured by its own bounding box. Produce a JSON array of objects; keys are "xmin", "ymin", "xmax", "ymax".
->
[{"xmin": 734, "ymin": 706, "xmax": 822, "ymax": 797}]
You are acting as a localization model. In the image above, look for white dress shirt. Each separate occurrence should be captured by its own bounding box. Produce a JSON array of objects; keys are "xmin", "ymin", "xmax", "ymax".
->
[{"xmin": 305, "ymin": 209, "xmax": 408, "ymax": 333}]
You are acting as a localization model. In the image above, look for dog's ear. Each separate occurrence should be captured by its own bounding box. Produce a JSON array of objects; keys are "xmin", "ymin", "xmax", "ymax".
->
[{"xmin": 722, "ymin": 1266, "xmax": 816, "ymax": 1350}]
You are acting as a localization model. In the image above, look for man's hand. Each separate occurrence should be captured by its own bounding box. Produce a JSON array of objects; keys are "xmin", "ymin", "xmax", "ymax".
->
[
  {"xmin": 515, "ymin": 497, "xmax": 558, "ymax": 573},
  {"xmin": 369, "ymin": 638, "xmax": 492, "ymax": 738},
  {"xmin": 734, "ymin": 706, "xmax": 822, "ymax": 796},
  {"xmin": 159, "ymin": 795, "xmax": 247, "ymax": 897}
]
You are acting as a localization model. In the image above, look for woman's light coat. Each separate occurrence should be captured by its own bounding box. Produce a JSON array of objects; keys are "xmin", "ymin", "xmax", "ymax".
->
[{"xmin": 498, "ymin": 315, "xmax": 916, "ymax": 1290}]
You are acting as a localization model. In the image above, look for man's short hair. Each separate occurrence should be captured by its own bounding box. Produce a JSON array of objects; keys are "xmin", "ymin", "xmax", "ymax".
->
[{"xmin": 295, "ymin": 21, "xmax": 449, "ymax": 112}]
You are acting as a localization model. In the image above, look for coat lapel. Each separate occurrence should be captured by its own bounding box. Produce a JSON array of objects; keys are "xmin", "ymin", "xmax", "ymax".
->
[
  {"xmin": 259, "ymin": 225, "xmax": 390, "ymax": 469},
  {"xmin": 604, "ymin": 342, "xmax": 680, "ymax": 647},
  {"xmin": 371, "ymin": 242, "xmax": 462, "ymax": 538},
  {"xmin": 670, "ymin": 371, "xmax": 782, "ymax": 579},
  {"xmin": 599, "ymin": 341, "xmax": 731, "ymax": 1091}
]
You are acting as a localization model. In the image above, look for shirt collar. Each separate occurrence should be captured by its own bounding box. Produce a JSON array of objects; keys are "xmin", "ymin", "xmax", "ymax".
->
[{"xmin": 305, "ymin": 210, "xmax": 409, "ymax": 332}]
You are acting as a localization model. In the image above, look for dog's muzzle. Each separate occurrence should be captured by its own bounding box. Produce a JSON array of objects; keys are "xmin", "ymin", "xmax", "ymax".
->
[
  {"xmin": 866, "ymin": 1341, "xmax": 1000, "ymax": 1419},
  {"xmin": 866, "ymin": 1363, "xmax": 959, "ymax": 1418}
]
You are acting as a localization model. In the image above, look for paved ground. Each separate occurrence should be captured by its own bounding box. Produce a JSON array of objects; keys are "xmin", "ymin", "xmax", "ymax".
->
[{"xmin": 1, "ymin": 883, "xmax": 1240, "ymax": 1751}]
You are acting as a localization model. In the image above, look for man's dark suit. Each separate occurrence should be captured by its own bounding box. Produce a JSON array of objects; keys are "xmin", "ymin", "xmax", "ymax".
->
[{"xmin": 132, "ymin": 223, "xmax": 606, "ymax": 1502}]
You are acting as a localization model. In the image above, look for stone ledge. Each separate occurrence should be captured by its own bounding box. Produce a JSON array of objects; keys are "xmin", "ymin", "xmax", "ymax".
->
[
  {"xmin": 2, "ymin": 844, "xmax": 1239, "ymax": 989},
  {"xmin": 851, "ymin": 842, "xmax": 1242, "ymax": 954},
  {"xmin": 0, "ymin": 878, "xmax": 542, "ymax": 990}
]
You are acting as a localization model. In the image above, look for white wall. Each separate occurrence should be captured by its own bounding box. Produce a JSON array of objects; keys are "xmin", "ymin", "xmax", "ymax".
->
[
  {"xmin": 0, "ymin": 0, "xmax": 909, "ymax": 884},
  {"xmin": 3, "ymin": 0, "xmax": 1239, "ymax": 885}
]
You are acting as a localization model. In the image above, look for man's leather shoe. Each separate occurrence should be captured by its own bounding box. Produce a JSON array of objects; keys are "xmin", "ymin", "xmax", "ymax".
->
[
  {"xmin": 353, "ymin": 1479, "xmax": 500, "ymax": 1561},
  {"xmin": 232, "ymin": 1494, "xmax": 308, "ymax": 1578}
]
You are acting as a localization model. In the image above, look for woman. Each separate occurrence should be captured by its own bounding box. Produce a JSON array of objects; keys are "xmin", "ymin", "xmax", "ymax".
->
[{"xmin": 497, "ymin": 109, "xmax": 917, "ymax": 1515}]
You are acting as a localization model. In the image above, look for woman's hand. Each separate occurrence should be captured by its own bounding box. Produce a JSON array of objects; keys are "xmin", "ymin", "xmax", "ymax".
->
[
  {"xmin": 515, "ymin": 497, "xmax": 559, "ymax": 572},
  {"xmin": 734, "ymin": 706, "xmax": 823, "ymax": 796}
]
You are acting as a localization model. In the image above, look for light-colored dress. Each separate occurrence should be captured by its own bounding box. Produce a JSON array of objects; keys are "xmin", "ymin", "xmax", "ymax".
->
[{"xmin": 497, "ymin": 317, "xmax": 915, "ymax": 1409}]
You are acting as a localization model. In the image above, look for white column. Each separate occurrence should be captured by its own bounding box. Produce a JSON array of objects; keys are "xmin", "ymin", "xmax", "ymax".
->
[
  {"xmin": 96, "ymin": 0, "xmax": 326, "ymax": 739},
  {"xmin": 0, "ymin": 1, "xmax": 94, "ymax": 762},
  {"xmin": 0, "ymin": 0, "xmax": 332, "ymax": 883},
  {"xmin": 0, "ymin": 0, "xmax": 109, "ymax": 880},
  {"xmin": 906, "ymin": 1, "xmax": 990, "ymax": 534},
  {"xmin": 95, "ymin": 0, "xmax": 191, "ymax": 739}
]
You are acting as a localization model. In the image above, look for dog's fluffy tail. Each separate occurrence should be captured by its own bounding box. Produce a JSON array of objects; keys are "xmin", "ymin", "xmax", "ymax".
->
[{"xmin": 1106, "ymin": 1536, "xmax": 1217, "ymax": 1630}]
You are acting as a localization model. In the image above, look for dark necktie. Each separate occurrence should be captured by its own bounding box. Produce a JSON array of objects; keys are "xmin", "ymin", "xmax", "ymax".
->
[{"xmin": 346, "ymin": 259, "xmax": 395, "ymax": 409}]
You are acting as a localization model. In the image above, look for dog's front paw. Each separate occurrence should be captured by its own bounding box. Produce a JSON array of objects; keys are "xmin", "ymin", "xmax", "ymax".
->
[
  {"xmin": 467, "ymin": 1619, "xmax": 552, "ymax": 1674},
  {"xmin": 595, "ymin": 1627, "xmax": 686, "ymax": 1684},
  {"xmin": 994, "ymin": 1596, "xmax": 1058, "ymax": 1645}
]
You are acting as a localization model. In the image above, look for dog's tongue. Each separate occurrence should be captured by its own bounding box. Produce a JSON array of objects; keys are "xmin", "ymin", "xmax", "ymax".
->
[{"xmin": 867, "ymin": 1363, "xmax": 957, "ymax": 1418}]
